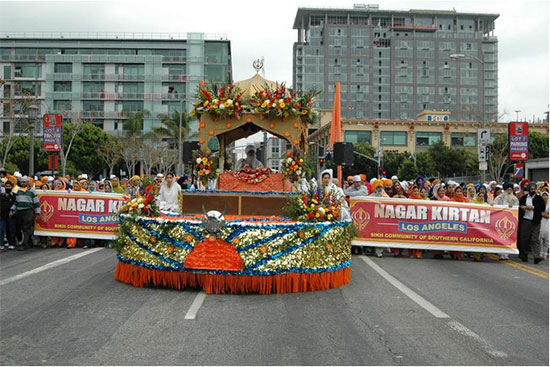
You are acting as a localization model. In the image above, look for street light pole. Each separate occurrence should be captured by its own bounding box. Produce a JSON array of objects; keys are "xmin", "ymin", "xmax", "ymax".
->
[
  {"xmin": 27, "ymin": 104, "xmax": 39, "ymax": 177},
  {"xmin": 178, "ymin": 97, "xmax": 185, "ymax": 177},
  {"xmin": 450, "ymin": 53, "xmax": 486, "ymax": 182},
  {"xmin": 514, "ymin": 110, "xmax": 521, "ymax": 121}
]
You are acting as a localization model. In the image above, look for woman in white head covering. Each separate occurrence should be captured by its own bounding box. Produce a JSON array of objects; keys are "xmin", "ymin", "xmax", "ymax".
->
[
  {"xmin": 319, "ymin": 169, "xmax": 350, "ymax": 220},
  {"xmin": 158, "ymin": 173, "xmax": 182, "ymax": 213}
]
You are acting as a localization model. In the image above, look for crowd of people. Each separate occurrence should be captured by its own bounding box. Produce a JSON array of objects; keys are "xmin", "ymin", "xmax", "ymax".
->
[
  {"xmin": 0, "ymin": 168, "xmax": 193, "ymax": 251},
  {"xmin": 340, "ymin": 174, "xmax": 549, "ymax": 264},
  {"xmin": 1, "ymin": 166, "xmax": 548, "ymax": 265}
]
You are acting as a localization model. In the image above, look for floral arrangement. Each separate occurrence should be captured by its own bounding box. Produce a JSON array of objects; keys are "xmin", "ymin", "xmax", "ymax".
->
[
  {"xmin": 229, "ymin": 165, "xmax": 273, "ymax": 184},
  {"xmin": 248, "ymin": 83, "xmax": 321, "ymax": 124},
  {"xmin": 282, "ymin": 147, "xmax": 306, "ymax": 183},
  {"xmin": 284, "ymin": 181, "xmax": 342, "ymax": 222},
  {"xmin": 192, "ymin": 81, "xmax": 245, "ymax": 119},
  {"xmin": 194, "ymin": 151, "xmax": 217, "ymax": 184},
  {"xmin": 118, "ymin": 184, "xmax": 160, "ymax": 217}
]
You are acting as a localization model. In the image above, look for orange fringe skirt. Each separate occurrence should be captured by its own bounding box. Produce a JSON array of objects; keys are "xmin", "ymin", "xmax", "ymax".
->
[{"xmin": 114, "ymin": 261, "xmax": 350, "ymax": 295}]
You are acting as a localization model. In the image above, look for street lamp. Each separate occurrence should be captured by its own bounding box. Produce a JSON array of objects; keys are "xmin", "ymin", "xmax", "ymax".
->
[
  {"xmin": 449, "ymin": 53, "xmax": 485, "ymax": 127},
  {"xmin": 178, "ymin": 97, "xmax": 186, "ymax": 177},
  {"xmin": 27, "ymin": 104, "xmax": 39, "ymax": 177},
  {"xmin": 514, "ymin": 109, "xmax": 521, "ymax": 121},
  {"xmin": 450, "ymin": 53, "xmax": 487, "ymax": 182}
]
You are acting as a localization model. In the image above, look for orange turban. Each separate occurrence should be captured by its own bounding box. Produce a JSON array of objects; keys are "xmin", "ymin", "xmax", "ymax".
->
[
  {"xmin": 384, "ymin": 179, "xmax": 392, "ymax": 186},
  {"xmin": 372, "ymin": 179, "xmax": 384, "ymax": 190},
  {"xmin": 346, "ymin": 176, "xmax": 353, "ymax": 181},
  {"xmin": 7, "ymin": 175, "xmax": 17, "ymax": 185},
  {"xmin": 360, "ymin": 174, "xmax": 367, "ymax": 182}
]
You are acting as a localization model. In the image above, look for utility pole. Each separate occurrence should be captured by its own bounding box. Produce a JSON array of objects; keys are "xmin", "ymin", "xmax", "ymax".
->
[{"xmin": 178, "ymin": 97, "xmax": 185, "ymax": 176}]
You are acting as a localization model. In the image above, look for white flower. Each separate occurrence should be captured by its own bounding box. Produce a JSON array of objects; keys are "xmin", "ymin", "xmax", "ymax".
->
[
  {"xmin": 287, "ymin": 157, "xmax": 293, "ymax": 163},
  {"xmin": 138, "ymin": 204, "xmax": 145, "ymax": 209},
  {"xmin": 296, "ymin": 170, "xmax": 302, "ymax": 176},
  {"xmin": 212, "ymin": 99, "xmax": 219, "ymax": 104},
  {"xmin": 219, "ymin": 104, "xmax": 225, "ymax": 110},
  {"xmin": 226, "ymin": 99, "xmax": 233, "ymax": 104},
  {"xmin": 196, "ymin": 158, "xmax": 202, "ymax": 164},
  {"xmin": 317, "ymin": 207, "xmax": 325, "ymax": 215}
]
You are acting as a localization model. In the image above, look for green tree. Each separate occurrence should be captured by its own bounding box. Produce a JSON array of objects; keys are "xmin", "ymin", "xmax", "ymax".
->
[
  {"xmin": 123, "ymin": 110, "xmax": 151, "ymax": 138},
  {"xmin": 415, "ymin": 151, "xmax": 437, "ymax": 178},
  {"xmin": 529, "ymin": 131, "xmax": 549, "ymax": 158},
  {"xmin": 397, "ymin": 159, "xmax": 419, "ymax": 180},
  {"xmin": 426, "ymin": 141, "xmax": 479, "ymax": 178},
  {"xmin": 0, "ymin": 135, "xmax": 48, "ymax": 175},
  {"xmin": 382, "ymin": 151, "xmax": 411, "ymax": 177},
  {"xmin": 97, "ymin": 135, "xmax": 122, "ymax": 177},
  {"xmin": 67, "ymin": 123, "xmax": 109, "ymax": 177},
  {"xmin": 154, "ymin": 110, "xmax": 193, "ymax": 145}
]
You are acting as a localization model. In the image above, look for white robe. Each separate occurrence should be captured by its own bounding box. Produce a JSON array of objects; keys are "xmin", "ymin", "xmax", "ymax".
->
[{"xmin": 158, "ymin": 182, "xmax": 182, "ymax": 212}]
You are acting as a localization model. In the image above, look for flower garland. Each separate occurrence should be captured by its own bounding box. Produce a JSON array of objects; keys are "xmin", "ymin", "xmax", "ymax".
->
[
  {"xmin": 229, "ymin": 164, "xmax": 273, "ymax": 184},
  {"xmin": 284, "ymin": 181, "xmax": 342, "ymax": 222},
  {"xmin": 248, "ymin": 83, "xmax": 321, "ymax": 124},
  {"xmin": 282, "ymin": 146, "xmax": 306, "ymax": 183},
  {"xmin": 118, "ymin": 184, "xmax": 160, "ymax": 217},
  {"xmin": 192, "ymin": 81, "xmax": 246, "ymax": 119},
  {"xmin": 194, "ymin": 151, "xmax": 217, "ymax": 185}
]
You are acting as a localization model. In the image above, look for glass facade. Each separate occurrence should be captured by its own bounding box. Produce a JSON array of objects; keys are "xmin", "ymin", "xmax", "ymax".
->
[{"xmin": 0, "ymin": 33, "xmax": 232, "ymax": 134}]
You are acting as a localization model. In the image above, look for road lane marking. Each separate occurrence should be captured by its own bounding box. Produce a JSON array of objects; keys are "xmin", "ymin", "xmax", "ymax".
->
[
  {"xmin": 0, "ymin": 248, "xmax": 104, "ymax": 286},
  {"xmin": 184, "ymin": 291, "xmax": 206, "ymax": 320},
  {"xmin": 361, "ymin": 256, "xmax": 450, "ymax": 318},
  {"xmin": 485, "ymin": 254, "xmax": 549, "ymax": 279},
  {"xmin": 448, "ymin": 320, "xmax": 508, "ymax": 358}
]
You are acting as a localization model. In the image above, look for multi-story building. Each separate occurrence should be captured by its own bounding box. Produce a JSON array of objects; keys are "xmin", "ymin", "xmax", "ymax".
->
[
  {"xmin": 293, "ymin": 4, "xmax": 499, "ymax": 122},
  {"xmin": 308, "ymin": 110, "xmax": 550, "ymax": 156},
  {"xmin": 0, "ymin": 31, "xmax": 231, "ymax": 135}
]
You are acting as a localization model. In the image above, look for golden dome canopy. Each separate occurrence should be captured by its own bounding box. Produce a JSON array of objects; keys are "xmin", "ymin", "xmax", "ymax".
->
[{"xmin": 234, "ymin": 73, "xmax": 278, "ymax": 100}]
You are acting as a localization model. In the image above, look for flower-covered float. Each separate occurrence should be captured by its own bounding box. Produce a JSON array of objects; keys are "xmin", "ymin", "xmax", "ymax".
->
[{"xmin": 113, "ymin": 62, "xmax": 353, "ymax": 294}]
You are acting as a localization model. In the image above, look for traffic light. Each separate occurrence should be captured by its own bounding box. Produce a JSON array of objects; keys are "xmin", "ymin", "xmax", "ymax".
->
[{"xmin": 319, "ymin": 158, "xmax": 325, "ymax": 165}]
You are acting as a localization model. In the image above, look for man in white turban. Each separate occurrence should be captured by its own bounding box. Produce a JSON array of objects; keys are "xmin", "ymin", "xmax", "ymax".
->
[{"xmin": 237, "ymin": 144, "xmax": 264, "ymax": 171}]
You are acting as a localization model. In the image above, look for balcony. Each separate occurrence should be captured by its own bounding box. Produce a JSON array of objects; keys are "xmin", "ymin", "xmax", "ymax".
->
[
  {"xmin": 391, "ymin": 24, "xmax": 437, "ymax": 31},
  {"xmin": 47, "ymin": 92, "xmax": 74, "ymax": 99},
  {"xmin": 0, "ymin": 54, "xmax": 46, "ymax": 62},
  {"xmin": 47, "ymin": 73, "xmax": 76, "ymax": 81}
]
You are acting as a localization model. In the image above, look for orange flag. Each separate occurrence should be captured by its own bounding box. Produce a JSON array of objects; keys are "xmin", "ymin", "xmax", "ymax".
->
[{"xmin": 329, "ymin": 82, "xmax": 342, "ymax": 185}]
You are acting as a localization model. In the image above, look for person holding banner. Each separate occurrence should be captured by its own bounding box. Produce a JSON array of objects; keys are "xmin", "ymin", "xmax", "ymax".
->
[
  {"xmin": 0, "ymin": 181, "xmax": 17, "ymax": 250},
  {"xmin": 518, "ymin": 183, "xmax": 545, "ymax": 264},
  {"xmin": 368, "ymin": 180, "xmax": 385, "ymax": 258},
  {"xmin": 539, "ymin": 191, "xmax": 549, "ymax": 261},
  {"xmin": 10, "ymin": 176, "xmax": 40, "ymax": 251}
]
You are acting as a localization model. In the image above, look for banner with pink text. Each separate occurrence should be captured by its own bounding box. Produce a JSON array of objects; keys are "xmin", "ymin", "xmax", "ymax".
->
[
  {"xmin": 350, "ymin": 198, "xmax": 518, "ymax": 254},
  {"xmin": 35, "ymin": 191, "xmax": 125, "ymax": 240}
]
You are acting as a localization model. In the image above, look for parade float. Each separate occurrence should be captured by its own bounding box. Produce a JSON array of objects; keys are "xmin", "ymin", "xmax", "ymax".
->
[{"xmin": 113, "ymin": 63, "xmax": 354, "ymax": 294}]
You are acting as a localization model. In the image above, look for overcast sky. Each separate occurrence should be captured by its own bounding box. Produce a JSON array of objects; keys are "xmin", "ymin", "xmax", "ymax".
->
[{"xmin": 1, "ymin": 0, "xmax": 548, "ymax": 124}]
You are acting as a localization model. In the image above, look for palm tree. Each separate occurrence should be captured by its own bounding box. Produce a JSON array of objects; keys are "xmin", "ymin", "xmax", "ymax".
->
[
  {"xmin": 154, "ymin": 110, "xmax": 194, "ymax": 148},
  {"xmin": 123, "ymin": 110, "xmax": 151, "ymax": 138}
]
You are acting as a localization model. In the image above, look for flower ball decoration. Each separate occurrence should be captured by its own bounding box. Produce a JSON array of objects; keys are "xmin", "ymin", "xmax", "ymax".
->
[{"xmin": 282, "ymin": 147, "xmax": 306, "ymax": 184}]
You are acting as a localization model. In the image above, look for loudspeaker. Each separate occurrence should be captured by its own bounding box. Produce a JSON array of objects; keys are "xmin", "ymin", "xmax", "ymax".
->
[
  {"xmin": 183, "ymin": 141, "xmax": 200, "ymax": 164},
  {"xmin": 333, "ymin": 142, "xmax": 354, "ymax": 166}
]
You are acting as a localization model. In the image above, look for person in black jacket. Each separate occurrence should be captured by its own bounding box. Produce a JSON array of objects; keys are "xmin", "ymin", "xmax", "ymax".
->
[
  {"xmin": 518, "ymin": 183, "xmax": 546, "ymax": 264},
  {"xmin": 0, "ymin": 181, "xmax": 17, "ymax": 250}
]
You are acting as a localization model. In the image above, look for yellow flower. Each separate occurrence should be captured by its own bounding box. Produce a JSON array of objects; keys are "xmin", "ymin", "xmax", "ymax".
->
[
  {"xmin": 202, "ymin": 157, "xmax": 208, "ymax": 164},
  {"xmin": 224, "ymin": 101, "xmax": 231, "ymax": 107},
  {"xmin": 279, "ymin": 102, "xmax": 286, "ymax": 108},
  {"xmin": 301, "ymin": 110, "xmax": 308, "ymax": 115},
  {"xmin": 203, "ymin": 101, "xmax": 209, "ymax": 107}
]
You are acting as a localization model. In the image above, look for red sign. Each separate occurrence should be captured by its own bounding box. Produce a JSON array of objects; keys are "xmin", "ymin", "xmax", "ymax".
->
[
  {"xmin": 350, "ymin": 198, "xmax": 518, "ymax": 254},
  {"xmin": 43, "ymin": 114, "xmax": 63, "ymax": 152},
  {"xmin": 508, "ymin": 122, "xmax": 528, "ymax": 161},
  {"xmin": 35, "ymin": 191, "xmax": 125, "ymax": 240}
]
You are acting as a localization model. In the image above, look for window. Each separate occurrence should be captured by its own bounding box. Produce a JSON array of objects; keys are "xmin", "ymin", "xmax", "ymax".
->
[
  {"xmin": 54, "ymin": 81, "xmax": 71, "ymax": 92},
  {"xmin": 54, "ymin": 63, "xmax": 72, "ymax": 73},
  {"xmin": 345, "ymin": 130, "xmax": 372, "ymax": 145},
  {"xmin": 53, "ymin": 100, "xmax": 71, "ymax": 111},
  {"xmin": 14, "ymin": 63, "xmax": 41, "ymax": 78},
  {"xmin": 416, "ymin": 132, "xmax": 442, "ymax": 146},
  {"xmin": 3, "ymin": 65, "xmax": 11, "ymax": 78},
  {"xmin": 381, "ymin": 131, "xmax": 407, "ymax": 146},
  {"xmin": 271, "ymin": 144, "xmax": 280, "ymax": 155},
  {"xmin": 451, "ymin": 132, "xmax": 476, "ymax": 147},
  {"xmin": 83, "ymin": 100, "xmax": 104, "ymax": 111}
]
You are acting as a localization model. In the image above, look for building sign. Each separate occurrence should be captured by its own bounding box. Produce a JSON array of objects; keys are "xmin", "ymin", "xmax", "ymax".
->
[
  {"xmin": 350, "ymin": 198, "xmax": 518, "ymax": 254},
  {"xmin": 43, "ymin": 114, "xmax": 63, "ymax": 152},
  {"xmin": 508, "ymin": 122, "xmax": 529, "ymax": 161},
  {"xmin": 35, "ymin": 191, "xmax": 125, "ymax": 240},
  {"xmin": 426, "ymin": 115, "xmax": 449, "ymax": 122}
]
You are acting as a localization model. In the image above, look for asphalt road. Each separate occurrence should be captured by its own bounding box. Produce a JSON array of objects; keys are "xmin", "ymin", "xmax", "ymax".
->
[{"xmin": 0, "ymin": 247, "xmax": 548, "ymax": 366}]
